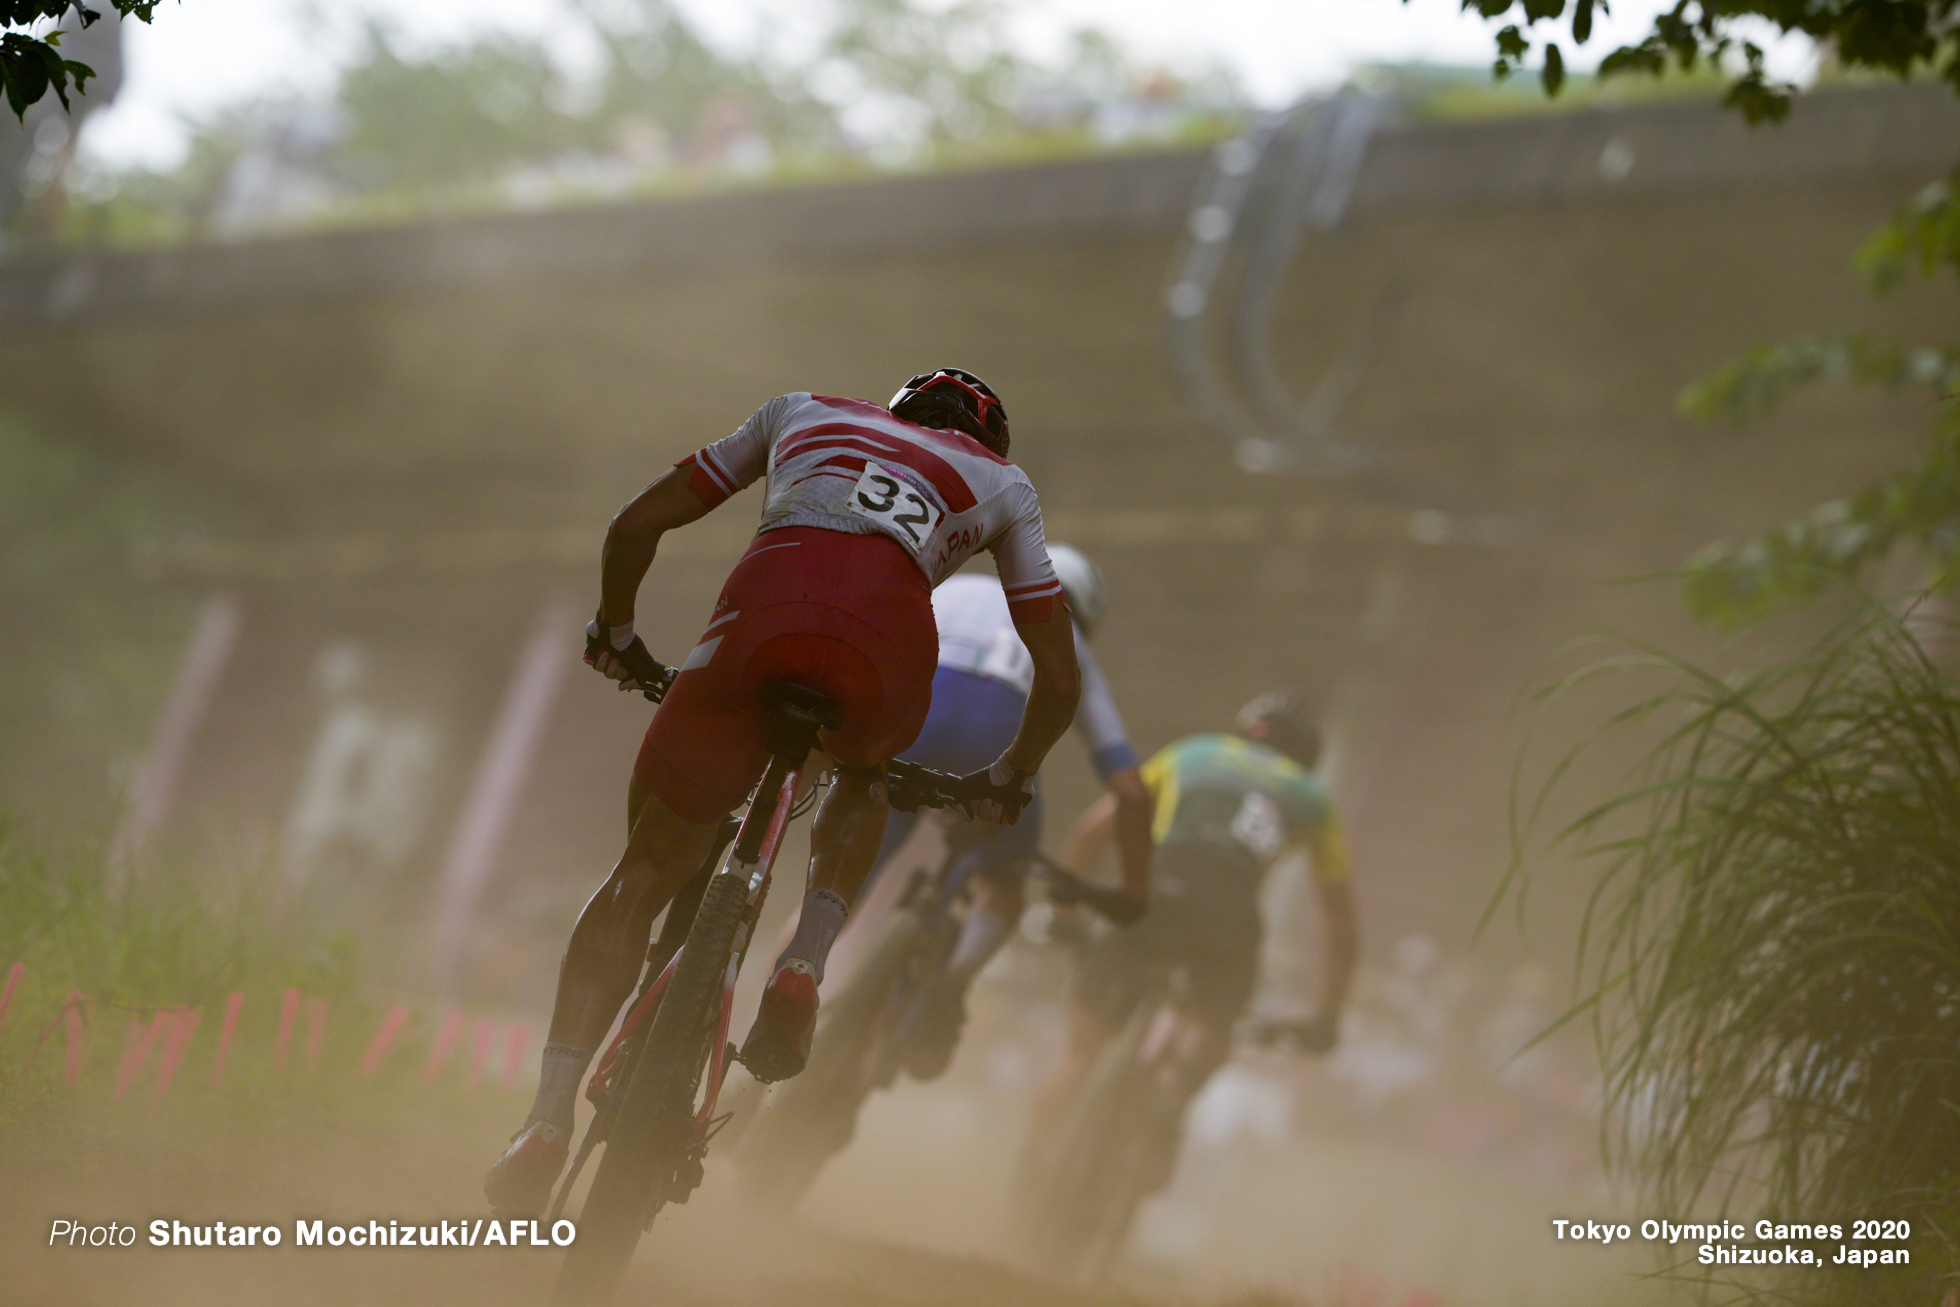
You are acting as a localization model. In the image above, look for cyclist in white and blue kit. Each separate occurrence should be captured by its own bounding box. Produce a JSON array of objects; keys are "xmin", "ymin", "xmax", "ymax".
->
[{"xmin": 871, "ymin": 544, "xmax": 1153, "ymax": 1075}]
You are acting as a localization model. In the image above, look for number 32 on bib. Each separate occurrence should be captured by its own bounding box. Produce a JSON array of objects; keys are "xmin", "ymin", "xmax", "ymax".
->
[{"xmin": 847, "ymin": 460, "xmax": 943, "ymax": 549}]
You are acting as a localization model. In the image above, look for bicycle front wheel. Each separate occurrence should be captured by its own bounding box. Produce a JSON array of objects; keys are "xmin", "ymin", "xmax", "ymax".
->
[{"xmin": 553, "ymin": 869, "xmax": 750, "ymax": 1304}]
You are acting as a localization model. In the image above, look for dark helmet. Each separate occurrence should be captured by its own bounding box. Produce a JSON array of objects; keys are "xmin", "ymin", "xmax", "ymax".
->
[
  {"xmin": 888, "ymin": 368, "xmax": 1011, "ymax": 456},
  {"xmin": 1238, "ymin": 692, "xmax": 1320, "ymax": 770}
]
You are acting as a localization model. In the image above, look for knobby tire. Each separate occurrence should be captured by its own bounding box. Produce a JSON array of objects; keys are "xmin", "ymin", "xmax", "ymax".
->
[{"xmin": 553, "ymin": 869, "xmax": 750, "ymax": 1305}]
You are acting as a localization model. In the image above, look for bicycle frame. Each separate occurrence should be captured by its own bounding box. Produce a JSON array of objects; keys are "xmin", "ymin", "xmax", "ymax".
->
[
  {"xmin": 694, "ymin": 757, "xmax": 802, "ymax": 1126},
  {"xmin": 561, "ymin": 751, "xmax": 808, "ymax": 1217}
]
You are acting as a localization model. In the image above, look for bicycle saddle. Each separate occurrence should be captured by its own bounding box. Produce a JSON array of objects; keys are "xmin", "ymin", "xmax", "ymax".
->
[{"xmin": 758, "ymin": 681, "xmax": 844, "ymax": 731}]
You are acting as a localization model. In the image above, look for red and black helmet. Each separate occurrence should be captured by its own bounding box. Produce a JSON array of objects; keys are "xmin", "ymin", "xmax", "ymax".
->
[{"xmin": 888, "ymin": 368, "xmax": 1011, "ymax": 455}]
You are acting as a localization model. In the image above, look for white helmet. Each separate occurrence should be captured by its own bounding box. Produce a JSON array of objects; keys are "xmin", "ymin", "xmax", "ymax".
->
[{"xmin": 1047, "ymin": 543, "xmax": 1107, "ymax": 637}]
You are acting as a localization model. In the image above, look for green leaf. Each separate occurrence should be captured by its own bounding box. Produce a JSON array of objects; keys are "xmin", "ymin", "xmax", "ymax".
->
[
  {"xmin": 1573, "ymin": 0, "xmax": 1595, "ymax": 44},
  {"xmin": 1681, "ymin": 402, "xmax": 1960, "ymax": 627},
  {"xmin": 1721, "ymin": 70, "xmax": 1793, "ymax": 124},
  {"xmin": 1541, "ymin": 40, "xmax": 1566, "ymax": 95},
  {"xmin": 1856, "ymin": 173, "xmax": 1960, "ymax": 296}
]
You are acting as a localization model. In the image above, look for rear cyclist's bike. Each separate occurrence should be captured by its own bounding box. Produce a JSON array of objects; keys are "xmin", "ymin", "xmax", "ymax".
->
[
  {"xmin": 736, "ymin": 842, "xmax": 1130, "ymax": 1208},
  {"xmin": 1015, "ymin": 962, "xmax": 1332, "ymax": 1281},
  {"xmin": 548, "ymin": 666, "xmax": 983, "ymax": 1305}
]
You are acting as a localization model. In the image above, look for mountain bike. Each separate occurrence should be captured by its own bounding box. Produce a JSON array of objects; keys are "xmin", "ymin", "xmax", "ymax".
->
[
  {"xmin": 547, "ymin": 665, "xmax": 984, "ymax": 1305},
  {"xmin": 1015, "ymin": 956, "xmax": 1331, "ymax": 1281},
  {"xmin": 734, "ymin": 836, "xmax": 1129, "ymax": 1209}
]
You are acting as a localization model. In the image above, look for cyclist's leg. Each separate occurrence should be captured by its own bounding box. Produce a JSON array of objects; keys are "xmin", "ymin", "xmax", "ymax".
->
[
  {"xmin": 945, "ymin": 787, "xmax": 1042, "ymax": 982},
  {"xmin": 1131, "ymin": 870, "xmax": 1265, "ymax": 1196},
  {"xmin": 1163, "ymin": 847, "xmax": 1266, "ymax": 1096},
  {"xmin": 487, "ymin": 772, "xmax": 734, "ymax": 1214},
  {"xmin": 705, "ymin": 529, "xmax": 935, "ymax": 1079},
  {"xmin": 772, "ymin": 761, "xmax": 890, "ymax": 984},
  {"xmin": 1019, "ymin": 915, "xmax": 1154, "ymax": 1172},
  {"xmin": 548, "ymin": 784, "xmax": 722, "ymax": 1053}
]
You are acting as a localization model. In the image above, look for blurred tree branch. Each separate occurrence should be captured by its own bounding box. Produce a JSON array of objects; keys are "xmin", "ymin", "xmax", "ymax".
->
[
  {"xmin": 1449, "ymin": 0, "xmax": 1960, "ymax": 121},
  {"xmin": 1680, "ymin": 174, "xmax": 1960, "ymax": 627},
  {"xmin": 2, "ymin": 0, "xmax": 154, "ymax": 119}
]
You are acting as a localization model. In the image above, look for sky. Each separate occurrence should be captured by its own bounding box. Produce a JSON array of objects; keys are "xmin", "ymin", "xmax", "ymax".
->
[{"xmin": 78, "ymin": 0, "xmax": 1819, "ymax": 170}]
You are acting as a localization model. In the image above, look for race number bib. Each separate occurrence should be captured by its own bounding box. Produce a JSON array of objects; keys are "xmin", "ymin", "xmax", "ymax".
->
[
  {"xmin": 846, "ymin": 461, "xmax": 943, "ymax": 551},
  {"xmin": 1229, "ymin": 792, "xmax": 1285, "ymax": 859}
]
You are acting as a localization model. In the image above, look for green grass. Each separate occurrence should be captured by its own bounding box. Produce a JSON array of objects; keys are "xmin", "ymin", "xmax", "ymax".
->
[
  {"xmin": 0, "ymin": 817, "xmax": 513, "ymax": 1140},
  {"xmin": 1513, "ymin": 604, "xmax": 1960, "ymax": 1305}
]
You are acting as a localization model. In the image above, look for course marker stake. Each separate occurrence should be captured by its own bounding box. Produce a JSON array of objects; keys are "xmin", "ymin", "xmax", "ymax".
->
[
  {"xmin": 115, "ymin": 1011, "xmax": 169, "ymax": 1102},
  {"xmin": 359, "ymin": 1005, "xmax": 410, "ymax": 1077},
  {"xmin": 155, "ymin": 1007, "xmax": 201, "ymax": 1097},
  {"xmin": 63, "ymin": 994, "xmax": 86, "ymax": 1087},
  {"xmin": 210, "ymin": 992, "xmax": 245, "ymax": 1084},
  {"xmin": 0, "ymin": 962, "xmax": 22, "ymax": 1036},
  {"xmin": 466, "ymin": 1018, "xmax": 496, "ymax": 1087},
  {"xmin": 422, "ymin": 1009, "xmax": 467, "ymax": 1081},
  {"xmin": 305, "ymin": 997, "xmax": 328, "ymax": 1071},
  {"xmin": 276, "ymin": 987, "xmax": 301, "ymax": 1071}
]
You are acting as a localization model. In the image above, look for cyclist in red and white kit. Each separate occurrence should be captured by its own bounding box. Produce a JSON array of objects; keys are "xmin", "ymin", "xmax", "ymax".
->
[{"xmin": 485, "ymin": 370, "xmax": 1082, "ymax": 1215}]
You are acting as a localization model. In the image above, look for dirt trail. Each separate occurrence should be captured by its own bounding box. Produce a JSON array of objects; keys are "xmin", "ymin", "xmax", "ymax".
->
[{"xmin": 4, "ymin": 1095, "xmax": 1140, "ymax": 1307}]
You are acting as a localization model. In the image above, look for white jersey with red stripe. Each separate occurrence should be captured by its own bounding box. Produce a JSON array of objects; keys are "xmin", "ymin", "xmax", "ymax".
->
[{"xmin": 679, "ymin": 392, "xmax": 1063, "ymax": 619}]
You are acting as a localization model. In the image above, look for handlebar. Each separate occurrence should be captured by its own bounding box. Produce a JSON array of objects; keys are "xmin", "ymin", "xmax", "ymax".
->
[
  {"xmin": 1241, "ymin": 1014, "xmax": 1338, "ymax": 1056},
  {"xmin": 884, "ymin": 759, "xmax": 983, "ymax": 815},
  {"xmin": 609, "ymin": 658, "xmax": 1011, "ymax": 821},
  {"xmin": 621, "ymin": 660, "xmax": 678, "ymax": 703},
  {"xmin": 1029, "ymin": 853, "xmax": 1147, "ymax": 926}
]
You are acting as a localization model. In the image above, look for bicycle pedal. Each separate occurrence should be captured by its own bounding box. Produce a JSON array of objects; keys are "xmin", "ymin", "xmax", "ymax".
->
[{"xmin": 667, "ymin": 1155, "xmax": 706, "ymax": 1204}]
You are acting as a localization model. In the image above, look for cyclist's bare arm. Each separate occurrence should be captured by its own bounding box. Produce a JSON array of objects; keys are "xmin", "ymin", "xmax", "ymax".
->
[
  {"xmin": 1000, "ymin": 606, "xmax": 1081, "ymax": 776},
  {"xmin": 1107, "ymin": 767, "xmax": 1151, "ymax": 906},
  {"xmin": 1055, "ymin": 776, "xmax": 1150, "ymax": 910},
  {"xmin": 1308, "ymin": 824, "xmax": 1359, "ymax": 1024},
  {"xmin": 1060, "ymin": 791, "xmax": 1115, "ymax": 875},
  {"xmin": 598, "ymin": 468, "xmax": 715, "ymax": 629}
]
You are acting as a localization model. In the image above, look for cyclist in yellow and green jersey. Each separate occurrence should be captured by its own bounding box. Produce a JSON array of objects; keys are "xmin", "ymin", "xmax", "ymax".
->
[{"xmin": 1025, "ymin": 693, "xmax": 1358, "ymax": 1162}]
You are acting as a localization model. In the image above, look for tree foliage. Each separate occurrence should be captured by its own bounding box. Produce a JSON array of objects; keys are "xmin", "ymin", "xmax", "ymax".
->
[
  {"xmin": 1681, "ymin": 175, "xmax": 1960, "ymax": 627},
  {"xmin": 1, "ymin": 0, "xmax": 153, "ymax": 118},
  {"xmin": 1453, "ymin": 0, "xmax": 1960, "ymax": 121}
]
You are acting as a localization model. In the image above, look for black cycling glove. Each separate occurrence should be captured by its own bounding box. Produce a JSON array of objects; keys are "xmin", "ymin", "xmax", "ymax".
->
[
  {"xmin": 1044, "ymin": 871, "xmax": 1147, "ymax": 926},
  {"xmin": 585, "ymin": 618, "xmax": 671, "ymax": 699},
  {"xmin": 958, "ymin": 760, "xmax": 1034, "ymax": 825}
]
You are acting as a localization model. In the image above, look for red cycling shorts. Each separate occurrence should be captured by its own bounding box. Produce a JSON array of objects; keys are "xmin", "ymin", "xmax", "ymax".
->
[{"xmin": 635, "ymin": 526, "xmax": 938, "ymax": 824}]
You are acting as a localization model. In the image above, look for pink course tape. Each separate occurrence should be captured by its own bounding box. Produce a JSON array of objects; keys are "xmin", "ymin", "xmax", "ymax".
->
[
  {"xmin": 0, "ymin": 962, "xmax": 22, "ymax": 1036},
  {"xmin": 115, "ymin": 1012, "xmax": 170, "ymax": 1102},
  {"xmin": 358, "ymin": 1005, "xmax": 410, "ymax": 1078},
  {"xmin": 210, "ymin": 992, "xmax": 245, "ymax": 1085},
  {"xmin": 62, "ymin": 993, "xmax": 87, "ymax": 1088},
  {"xmin": 154, "ymin": 1008, "xmax": 202, "ymax": 1097},
  {"xmin": 500, "ymin": 1023, "xmax": 529, "ymax": 1091},
  {"xmin": 465, "ymin": 1018, "xmax": 496, "ymax": 1088},
  {"xmin": 276, "ymin": 987, "xmax": 301, "ymax": 1072},
  {"xmin": 421, "ymin": 1010, "xmax": 467, "ymax": 1081},
  {"xmin": 305, "ymin": 997, "xmax": 328, "ymax": 1071}
]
